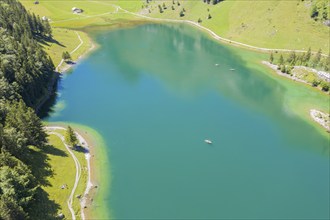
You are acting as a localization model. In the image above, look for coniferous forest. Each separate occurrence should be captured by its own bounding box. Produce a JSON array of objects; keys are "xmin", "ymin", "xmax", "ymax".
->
[{"xmin": 0, "ymin": 0, "xmax": 56, "ymax": 219}]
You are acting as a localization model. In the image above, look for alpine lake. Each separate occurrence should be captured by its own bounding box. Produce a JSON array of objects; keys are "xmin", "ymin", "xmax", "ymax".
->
[{"xmin": 45, "ymin": 23, "xmax": 330, "ymax": 219}]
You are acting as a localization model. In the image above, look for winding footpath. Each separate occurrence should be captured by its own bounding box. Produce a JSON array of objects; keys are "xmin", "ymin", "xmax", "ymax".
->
[
  {"xmin": 55, "ymin": 31, "xmax": 84, "ymax": 72},
  {"xmin": 52, "ymin": 3, "xmax": 328, "ymax": 57},
  {"xmin": 45, "ymin": 126, "xmax": 92, "ymax": 220},
  {"xmin": 115, "ymin": 6, "xmax": 328, "ymax": 56}
]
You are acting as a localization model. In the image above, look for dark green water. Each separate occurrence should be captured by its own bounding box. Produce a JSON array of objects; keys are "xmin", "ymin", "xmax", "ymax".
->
[{"xmin": 46, "ymin": 24, "xmax": 329, "ymax": 219}]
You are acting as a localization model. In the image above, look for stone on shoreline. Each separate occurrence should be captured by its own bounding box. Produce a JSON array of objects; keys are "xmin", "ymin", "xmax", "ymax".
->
[{"xmin": 310, "ymin": 109, "xmax": 330, "ymax": 131}]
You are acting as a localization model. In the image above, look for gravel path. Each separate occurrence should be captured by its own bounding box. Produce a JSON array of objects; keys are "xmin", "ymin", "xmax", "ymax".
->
[
  {"xmin": 55, "ymin": 31, "xmax": 84, "ymax": 72},
  {"xmin": 45, "ymin": 126, "xmax": 92, "ymax": 220}
]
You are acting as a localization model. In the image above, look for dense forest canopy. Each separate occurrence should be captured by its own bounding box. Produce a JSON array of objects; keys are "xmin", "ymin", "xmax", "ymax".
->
[
  {"xmin": 0, "ymin": 0, "xmax": 56, "ymax": 219},
  {"xmin": 0, "ymin": 0, "xmax": 54, "ymax": 107}
]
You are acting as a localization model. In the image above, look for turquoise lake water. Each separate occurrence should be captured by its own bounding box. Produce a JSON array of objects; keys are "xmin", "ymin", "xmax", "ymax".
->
[{"xmin": 46, "ymin": 24, "xmax": 329, "ymax": 219}]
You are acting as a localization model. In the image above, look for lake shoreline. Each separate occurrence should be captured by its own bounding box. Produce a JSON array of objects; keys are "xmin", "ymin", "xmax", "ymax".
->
[
  {"xmin": 262, "ymin": 61, "xmax": 330, "ymax": 133},
  {"xmin": 44, "ymin": 122, "xmax": 111, "ymax": 219},
  {"xmin": 57, "ymin": 32, "xmax": 97, "ymax": 74},
  {"xmin": 42, "ymin": 22, "xmax": 329, "ymax": 219},
  {"xmin": 43, "ymin": 23, "xmax": 330, "ymax": 219}
]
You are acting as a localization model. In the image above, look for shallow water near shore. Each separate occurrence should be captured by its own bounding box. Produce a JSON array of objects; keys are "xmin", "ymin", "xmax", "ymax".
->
[{"xmin": 46, "ymin": 23, "xmax": 329, "ymax": 219}]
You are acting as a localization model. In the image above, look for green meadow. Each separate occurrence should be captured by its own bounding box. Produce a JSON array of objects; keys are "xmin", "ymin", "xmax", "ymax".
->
[
  {"xmin": 20, "ymin": 0, "xmax": 329, "ymax": 55},
  {"xmin": 142, "ymin": 0, "xmax": 329, "ymax": 53},
  {"xmin": 28, "ymin": 134, "xmax": 76, "ymax": 219}
]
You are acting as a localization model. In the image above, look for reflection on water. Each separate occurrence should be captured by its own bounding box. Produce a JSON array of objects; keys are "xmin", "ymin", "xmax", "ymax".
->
[
  {"xmin": 47, "ymin": 23, "xmax": 329, "ymax": 219},
  {"xmin": 92, "ymin": 23, "xmax": 329, "ymax": 155}
]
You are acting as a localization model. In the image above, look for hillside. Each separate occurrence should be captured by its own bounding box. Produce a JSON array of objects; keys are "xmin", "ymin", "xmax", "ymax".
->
[
  {"xmin": 140, "ymin": 0, "xmax": 330, "ymax": 54},
  {"xmin": 20, "ymin": 0, "xmax": 330, "ymax": 54},
  {"xmin": 0, "ymin": 0, "xmax": 57, "ymax": 219}
]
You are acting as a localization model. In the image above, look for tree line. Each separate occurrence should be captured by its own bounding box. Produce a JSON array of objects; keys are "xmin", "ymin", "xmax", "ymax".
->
[
  {"xmin": 270, "ymin": 48, "xmax": 329, "ymax": 72},
  {"xmin": 0, "ymin": 0, "xmax": 56, "ymax": 219},
  {"xmin": 269, "ymin": 49, "xmax": 330, "ymax": 91}
]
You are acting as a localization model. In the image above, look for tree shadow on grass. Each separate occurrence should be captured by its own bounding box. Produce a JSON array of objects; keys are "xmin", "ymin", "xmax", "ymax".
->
[
  {"xmin": 28, "ymin": 145, "xmax": 68, "ymax": 187},
  {"xmin": 43, "ymin": 144, "xmax": 68, "ymax": 157},
  {"xmin": 27, "ymin": 144, "xmax": 68, "ymax": 219},
  {"xmin": 28, "ymin": 187, "xmax": 61, "ymax": 220},
  {"xmin": 35, "ymin": 35, "xmax": 66, "ymax": 48}
]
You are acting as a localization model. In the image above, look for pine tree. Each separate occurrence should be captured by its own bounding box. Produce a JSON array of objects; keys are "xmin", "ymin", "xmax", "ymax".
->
[
  {"xmin": 269, "ymin": 52, "xmax": 274, "ymax": 63},
  {"xmin": 310, "ymin": 4, "xmax": 318, "ymax": 19},
  {"xmin": 65, "ymin": 126, "xmax": 78, "ymax": 147},
  {"xmin": 279, "ymin": 54, "xmax": 284, "ymax": 65},
  {"xmin": 62, "ymin": 51, "xmax": 71, "ymax": 61},
  {"xmin": 287, "ymin": 51, "xmax": 296, "ymax": 65},
  {"xmin": 312, "ymin": 48, "xmax": 322, "ymax": 67},
  {"xmin": 42, "ymin": 20, "xmax": 52, "ymax": 37},
  {"xmin": 305, "ymin": 47, "xmax": 312, "ymax": 63}
]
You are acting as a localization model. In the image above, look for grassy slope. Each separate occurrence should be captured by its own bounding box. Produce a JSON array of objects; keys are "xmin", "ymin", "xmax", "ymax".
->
[
  {"xmin": 41, "ymin": 28, "xmax": 92, "ymax": 67},
  {"xmin": 53, "ymin": 129, "xmax": 88, "ymax": 219},
  {"xmin": 28, "ymin": 131, "xmax": 88, "ymax": 219},
  {"xmin": 45, "ymin": 122, "xmax": 112, "ymax": 219},
  {"xmin": 138, "ymin": 0, "xmax": 329, "ymax": 54},
  {"xmin": 20, "ymin": 0, "xmax": 329, "ymax": 54},
  {"xmin": 29, "ymin": 134, "xmax": 73, "ymax": 219},
  {"xmin": 21, "ymin": 0, "xmax": 94, "ymax": 68}
]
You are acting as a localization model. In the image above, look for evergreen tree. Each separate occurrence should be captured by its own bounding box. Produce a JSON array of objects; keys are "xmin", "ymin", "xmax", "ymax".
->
[
  {"xmin": 305, "ymin": 47, "xmax": 312, "ymax": 63},
  {"xmin": 279, "ymin": 54, "xmax": 284, "ymax": 65},
  {"xmin": 312, "ymin": 48, "xmax": 322, "ymax": 67},
  {"xmin": 269, "ymin": 52, "xmax": 274, "ymax": 63},
  {"xmin": 310, "ymin": 3, "xmax": 318, "ymax": 19},
  {"xmin": 287, "ymin": 51, "xmax": 296, "ymax": 65},
  {"xmin": 0, "ymin": 152, "xmax": 37, "ymax": 220},
  {"xmin": 42, "ymin": 20, "xmax": 52, "ymax": 37},
  {"xmin": 65, "ymin": 126, "xmax": 78, "ymax": 147},
  {"xmin": 324, "ymin": 55, "xmax": 330, "ymax": 71},
  {"xmin": 158, "ymin": 5, "xmax": 163, "ymax": 13},
  {"xmin": 0, "ymin": 1, "xmax": 55, "ymax": 218},
  {"xmin": 62, "ymin": 51, "xmax": 71, "ymax": 61}
]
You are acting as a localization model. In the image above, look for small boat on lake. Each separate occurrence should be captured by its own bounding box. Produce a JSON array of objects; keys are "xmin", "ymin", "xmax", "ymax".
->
[
  {"xmin": 204, "ymin": 139, "xmax": 212, "ymax": 144},
  {"xmin": 230, "ymin": 68, "xmax": 235, "ymax": 71},
  {"xmin": 215, "ymin": 63, "xmax": 219, "ymax": 66}
]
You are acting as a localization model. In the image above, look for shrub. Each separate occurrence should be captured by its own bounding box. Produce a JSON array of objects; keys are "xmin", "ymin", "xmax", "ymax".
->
[
  {"xmin": 312, "ymin": 79, "xmax": 320, "ymax": 87},
  {"xmin": 321, "ymin": 81, "xmax": 330, "ymax": 91}
]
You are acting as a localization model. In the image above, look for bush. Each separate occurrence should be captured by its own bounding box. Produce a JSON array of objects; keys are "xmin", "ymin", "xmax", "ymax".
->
[
  {"xmin": 321, "ymin": 81, "xmax": 330, "ymax": 91},
  {"xmin": 312, "ymin": 79, "xmax": 320, "ymax": 87}
]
